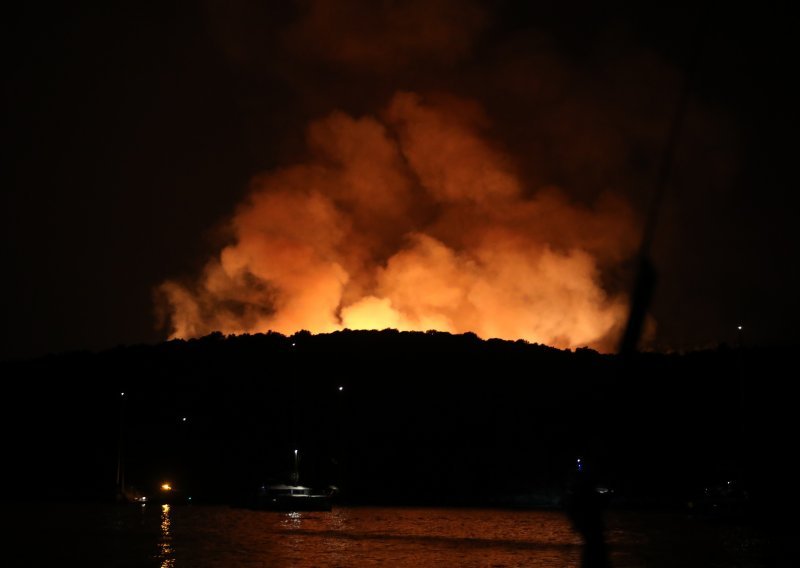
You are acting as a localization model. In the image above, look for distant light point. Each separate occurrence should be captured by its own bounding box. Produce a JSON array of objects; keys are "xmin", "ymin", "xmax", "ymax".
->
[
  {"xmin": 338, "ymin": 386, "xmax": 343, "ymax": 391},
  {"xmin": 291, "ymin": 343, "xmax": 296, "ymax": 347},
  {"xmin": 737, "ymin": 325, "xmax": 743, "ymax": 331},
  {"xmin": 182, "ymin": 417, "xmax": 187, "ymax": 422},
  {"xmin": 120, "ymin": 392, "xmax": 125, "ymax": 396}
]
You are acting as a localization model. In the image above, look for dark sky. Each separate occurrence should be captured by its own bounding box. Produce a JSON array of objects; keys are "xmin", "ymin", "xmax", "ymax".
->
[{"xmin": 3, "ymin": 1, "xmax": 798, "ymax": 360}]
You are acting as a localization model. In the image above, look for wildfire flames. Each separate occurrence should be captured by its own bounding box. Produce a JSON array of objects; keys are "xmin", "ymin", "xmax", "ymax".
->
[{"xmin": 159, "ymin": 92, "xmax": 638, "ymax": 351}]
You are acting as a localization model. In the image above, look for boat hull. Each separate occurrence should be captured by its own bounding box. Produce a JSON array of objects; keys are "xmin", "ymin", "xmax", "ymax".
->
[{"xmin": 253, "ymin": 494, "xmax": 333, "ymax": 512}]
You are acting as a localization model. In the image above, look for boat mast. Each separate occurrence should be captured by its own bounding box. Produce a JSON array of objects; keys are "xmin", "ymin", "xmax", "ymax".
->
[
  {"xmin": 116, "ymin": 392, "xmax": 126, "ymax": 498},
  {"xmin": 292, "ymin": 449, "xmax": 300, "ymax": 485}
]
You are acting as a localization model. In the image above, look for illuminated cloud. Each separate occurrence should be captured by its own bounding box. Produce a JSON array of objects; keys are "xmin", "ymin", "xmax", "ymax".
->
[{"xmin": 159, "ymin": 92, "xmax": 638, "ymax": 351}]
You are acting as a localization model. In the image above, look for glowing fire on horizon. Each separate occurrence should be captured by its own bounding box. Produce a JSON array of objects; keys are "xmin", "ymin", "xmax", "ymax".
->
[{"xmin": 159, "ymin": 92, "xmax": 638, "ymax": 352}]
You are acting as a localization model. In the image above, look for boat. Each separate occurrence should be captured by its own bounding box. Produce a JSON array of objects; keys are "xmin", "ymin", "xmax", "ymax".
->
[
  {"xmin": 252, "ymin": 483, "xmax": 333, "ymax": 512},
  {"xmin": 245, "ymin": 449, "xmax": 334, "ymax": 512}
]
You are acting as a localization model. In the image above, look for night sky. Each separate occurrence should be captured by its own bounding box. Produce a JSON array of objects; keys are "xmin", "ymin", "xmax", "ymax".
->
[{"xmin": 3, "ymin": 1, "xmax": 799, "ymax": 360}]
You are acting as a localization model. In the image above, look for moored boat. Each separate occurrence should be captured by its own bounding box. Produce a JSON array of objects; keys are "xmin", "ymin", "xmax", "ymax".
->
[
  {"xmin": 252, "ymin": 483, "xmax": 333, "ymax": 511},
  {"xmin": 245, "ymin": 449, "xmax": 335, "ymax": 512}
]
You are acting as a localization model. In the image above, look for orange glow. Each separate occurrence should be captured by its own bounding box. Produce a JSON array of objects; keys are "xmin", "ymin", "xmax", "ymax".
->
[
  {"xmin": 161, "ymin": 483, "xmax": 172, "ymax": 491},
  {"xmin": 159, "ymin": 92, "xmax": 638, "ymax": 352}
]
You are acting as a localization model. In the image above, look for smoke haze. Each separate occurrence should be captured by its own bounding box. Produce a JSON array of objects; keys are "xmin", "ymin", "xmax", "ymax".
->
[{"xmin": 158, "ymin": 1, "xmax": 737, "ymax": 352}]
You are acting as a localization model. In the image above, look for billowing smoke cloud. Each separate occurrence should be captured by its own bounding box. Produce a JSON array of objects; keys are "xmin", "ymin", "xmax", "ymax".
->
[
  {"xmin": 159, "ymin": 91, "xmax": 638, "ymax": 350},
  {"xmin": 158, "ymin": 1, "xmax": 738, "ymax": 352}
]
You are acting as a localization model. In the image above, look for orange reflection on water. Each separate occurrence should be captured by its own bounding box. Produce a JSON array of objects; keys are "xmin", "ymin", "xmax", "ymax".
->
[
  {"xmin": 261, "ymin": 507, "xmax": 582, "ymax": 567},
  {"xmin": 158, "ymin": 504, "xmax": 175, "ymax": 568}
]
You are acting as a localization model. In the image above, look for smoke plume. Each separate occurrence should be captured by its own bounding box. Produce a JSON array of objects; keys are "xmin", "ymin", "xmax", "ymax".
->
[{"xmin": 159, "ymin": 91, "xmax": 638, "ymax": 351}]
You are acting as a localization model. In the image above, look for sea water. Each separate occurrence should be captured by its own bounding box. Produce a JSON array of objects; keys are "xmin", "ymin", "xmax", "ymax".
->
[{"xmin": 6, "ymin": 504, "xmax": 776, "ymax": 567}]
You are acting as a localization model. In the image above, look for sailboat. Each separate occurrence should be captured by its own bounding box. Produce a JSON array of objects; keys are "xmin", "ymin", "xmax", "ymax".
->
[
  {"xmin": 251, "ymin": 449, "xmax": 334, "ymax": 512},
  {"xmin": 115, "ymin": 391, "xmax": 150, "ymax": 503}
]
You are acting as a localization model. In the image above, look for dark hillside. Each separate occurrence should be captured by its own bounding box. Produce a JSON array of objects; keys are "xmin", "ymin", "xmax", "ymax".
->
[{"xmin": 2, "ymin": 330, "xmax": 793, "ymax": 516}]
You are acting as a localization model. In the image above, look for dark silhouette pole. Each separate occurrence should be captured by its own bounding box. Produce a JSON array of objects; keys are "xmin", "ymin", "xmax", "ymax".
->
[
  {"xmin": 601, "ymin": 9, "xmax": 711, "ymax": 568},
  {"xmin": 564, "ymin": 466, "xmax": 610, "ymax": 568},
  {"xmin": 116, "ymin": 391, "xmax": 126, "ymax": 501},
  {"xmin": 618, "ymin": 9, "xmax": 709, "ymax": 356}
]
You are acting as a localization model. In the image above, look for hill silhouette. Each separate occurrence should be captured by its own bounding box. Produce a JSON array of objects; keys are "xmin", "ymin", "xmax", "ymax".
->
[{"xmin": 2, "ymin": 329, "xmax": 793, "ymax": 516}]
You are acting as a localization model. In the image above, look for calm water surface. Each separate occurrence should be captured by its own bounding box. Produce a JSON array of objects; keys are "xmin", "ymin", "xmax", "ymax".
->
[{"xmin": 6, "ymin": 504, "xmax": 776, "ymax": 567}]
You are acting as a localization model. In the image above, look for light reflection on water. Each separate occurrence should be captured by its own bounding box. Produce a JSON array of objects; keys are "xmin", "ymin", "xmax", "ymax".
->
[
  {"xmin": 158, "ymin": 504, "xmax": 175, "ymax": 568},
  {"xmin": 259, "ymin": 507, "xmax": 583, "ymax": 567},
  {"xmin": 7, "ymin": 504, "xmax": 776, "ymax": 567}
]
